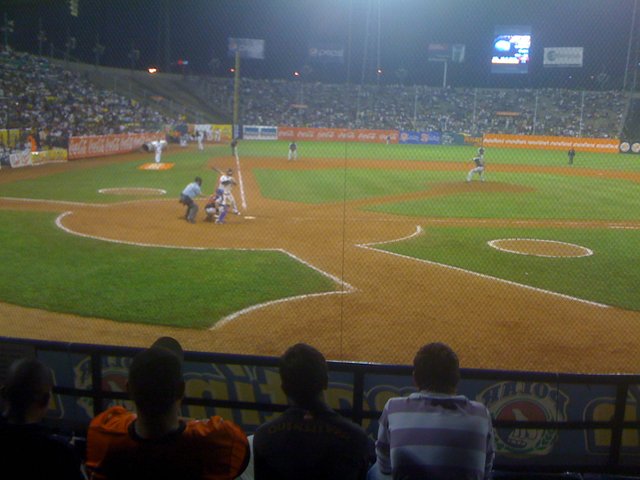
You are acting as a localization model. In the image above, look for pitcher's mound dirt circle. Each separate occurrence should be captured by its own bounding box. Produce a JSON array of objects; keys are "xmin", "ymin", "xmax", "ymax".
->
[{"xmin": 488, "ymin": 238, "xmax": 593, "ymax": 258}]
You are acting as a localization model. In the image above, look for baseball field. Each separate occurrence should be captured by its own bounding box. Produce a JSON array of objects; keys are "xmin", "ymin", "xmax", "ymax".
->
[{"xmin": 1, "ymin": 141, "xmax": 640, "ymax": 374}]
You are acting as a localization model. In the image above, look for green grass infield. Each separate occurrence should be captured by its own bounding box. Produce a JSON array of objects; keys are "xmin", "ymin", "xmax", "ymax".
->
[{"xmin": 0, "ymin": 211, "xmax": 337, "ymax": 328}]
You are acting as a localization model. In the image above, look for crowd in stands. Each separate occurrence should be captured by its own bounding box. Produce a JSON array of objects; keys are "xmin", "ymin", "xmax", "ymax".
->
[
  {"xmin": 0, "ymin": 47, "xmax": 630, "ymax": 159},
  {"xmin": 0, "ymin": 49, "xmax": 169, "ymax": 150},
  {"xmin": 203, "ymin": 77, "xmax": 629, "ymax": 138},
  {"xmin": 1, "ymin": 338, "xmax": 496, "ymax": 480}
]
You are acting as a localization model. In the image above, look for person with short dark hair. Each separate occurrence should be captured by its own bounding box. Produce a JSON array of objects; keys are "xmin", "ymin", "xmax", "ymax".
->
[
  {"xmin": 568, "ymin": 147, "xmax": 576, "ymax": 165},
  {"xmin": 369, "ymin": 342, "xmax": 495, "ymax": 480},
  {"xmin": 253, "ymin": 343, "xmax": 371, "ymax": 480},
  {"xmin": 85, "ymin": 337, "xmax": 249, "ymax": 480},
  {"xmin": 0, "ymin": 358, "xmax": 85, "ymax": 480}
]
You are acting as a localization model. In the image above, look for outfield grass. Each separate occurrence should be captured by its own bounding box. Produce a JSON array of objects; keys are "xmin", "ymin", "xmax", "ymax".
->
[
  {"xmin": 375, "ymin": 226, "xmax": 640, "ymax": 311},
  {"xmin": 255, "ymin": 168, "xmax": 640, "ymax": 221},
  {"xmin": 0, "ymin": 211, "xmax": 337, "ymax": 328},
  {"xmin": 241, "ymin": 140, "xmax": 640, "ymax": 171}
]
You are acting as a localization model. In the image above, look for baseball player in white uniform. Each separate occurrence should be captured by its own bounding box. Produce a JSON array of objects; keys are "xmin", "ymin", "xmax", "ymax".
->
[
  {"xmin": 153, "ymin": 140, "xmax": 165, "ymax": 164},
  {"xmin": 196, "ymin": 130, "xmax": 204, "ymax": 151},
  {"xmin": 466, "ymin": 147, "xmax": 486, "ymax": 182},
  {"xmin": 214, "ymin": 168, "xmax": 240, "ymax": 222}
]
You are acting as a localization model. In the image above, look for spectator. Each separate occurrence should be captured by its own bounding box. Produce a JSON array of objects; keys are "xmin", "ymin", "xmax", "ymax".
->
[
  {"xmin": 85, "ymin": 337, "xmax": 250, "ymax": 480},
  {"xmin": 368, "ymin": 342, "xmax": 495, "ymax": 480},
  {"xmin": 0, "ymin": 357, "xmax": 86, "ymax": 480},
  {"xmin": 252, "ymin": 343, "xmax": 371, "ymax": 480}
]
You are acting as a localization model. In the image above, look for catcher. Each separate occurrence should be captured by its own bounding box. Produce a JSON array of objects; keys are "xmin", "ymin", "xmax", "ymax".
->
[{"xmin": 203, "ymin": 191, "xmax": 221, "ymax": 222}]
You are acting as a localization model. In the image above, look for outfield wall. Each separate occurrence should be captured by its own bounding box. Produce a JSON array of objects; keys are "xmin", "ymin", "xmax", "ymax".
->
[
  {"xmin": 68, "ymin": 132, "xmax": 166, "ymax": 160},
  {"xmin": 1, "ymin": 336, "xmax": 639, "ymax": 474},
  {"xmin": 484, "ymin": 134, "xmax": 621, "ymax": 153}
]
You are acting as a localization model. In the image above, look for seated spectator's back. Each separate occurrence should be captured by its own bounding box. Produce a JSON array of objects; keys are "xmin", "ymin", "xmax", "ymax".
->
[
  {"xmin": 85, "ymin": 336, "xmax": 249, "ymax": 480},
  {"xmin": 252, "ymin": 343, "xmax": 371, "ymax": 480},
  {"xmin": 0, "ymin": 357, "xmax": 85, "ymax": 480}
]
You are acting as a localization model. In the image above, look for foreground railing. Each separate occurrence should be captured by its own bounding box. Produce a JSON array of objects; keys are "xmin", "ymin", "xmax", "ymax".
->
[{"xmin": 1, "ymin": 336, "xmax": 639, "ymax": 475}]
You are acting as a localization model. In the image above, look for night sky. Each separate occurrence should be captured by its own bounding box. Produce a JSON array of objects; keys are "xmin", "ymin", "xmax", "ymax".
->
[{"xmin": 3, "ymin": 0, "xmax": 638, "ymax": 89}]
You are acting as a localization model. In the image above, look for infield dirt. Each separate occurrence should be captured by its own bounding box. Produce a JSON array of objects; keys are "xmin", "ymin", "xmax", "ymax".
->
[{"xmin": 1, "ymin": 149, "xmax": 640, "ymax": 374}]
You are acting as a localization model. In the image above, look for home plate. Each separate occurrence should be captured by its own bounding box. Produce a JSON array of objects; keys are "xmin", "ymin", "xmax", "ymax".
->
[{"xmin": 244, "ymin": 216, "xmax": 256, "ymax": 220}]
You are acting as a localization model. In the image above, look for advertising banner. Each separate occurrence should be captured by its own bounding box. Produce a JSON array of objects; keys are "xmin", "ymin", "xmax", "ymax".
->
[
  {"xmin": 428, "ymin": 43, "xmax": 465, "ymax": 63},
  {"xmin": 398, "ymin": 130, "xmax": 442, "ymax": 145},
  {"xmin": 544, "ymin": 47, "xmax": 584, "ymax": 68},
  {"xmin": 228, "ymin": 37, "xmax": 265, "ymax": 59},
  {"xmin": 483, "ymin": 134, "xmax": 620, "ymax": 153},
  {"xmin": 9, "ymin": 149, "xmax": 32, "ymax": 168},
  {"xmin": 308, "ymin": 44, "xmax": 345, "ymax": 64},
  {"xmin": 68, "ymin": 133, "xmax": 165, "ymax": 160},
  {"xmin": 277, "ymin": 127, "xmax": 397, "ymax": 144},
  {"xmin": 31, "ymin": 148, "xmax": 68, "ymax": 165},
  {"xmin": 243, "ymin": 125, "xmax": 278, "ymax": 141}
]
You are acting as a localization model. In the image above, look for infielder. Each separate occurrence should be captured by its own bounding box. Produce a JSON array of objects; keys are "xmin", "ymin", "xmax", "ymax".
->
[
  {"xmin": 466, "ymin": 147, "xmax": 486, "ymax": 182},
  {"xmin": 196, "ymin": 130, "xmax": 204, "ymax": 151},
  {"xmin": 288, "ymin": 141, "xmax": 298, "ymax": 161}
]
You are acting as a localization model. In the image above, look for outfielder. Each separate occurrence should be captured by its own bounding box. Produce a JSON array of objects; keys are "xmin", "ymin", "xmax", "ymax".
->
[
  {"xmin": 288, "ymin": 141, "xmax": 298, "ymax": 161},
  {"xmin": 466, "ymin": 147, "xmax": 486, "ymax": 182}
]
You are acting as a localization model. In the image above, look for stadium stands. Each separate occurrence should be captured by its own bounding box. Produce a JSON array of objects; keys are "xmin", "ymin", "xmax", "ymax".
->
[
  {"xmin": 0, "ymin": 50, "xmax": 169, "ymax": 149},
  {"xmin": 201, "ymin": 76, "xmax": 629, "ymax": 137},
  {"xmin": 1, "ymin": 49, "xmax": 630, "ymax": 147}
]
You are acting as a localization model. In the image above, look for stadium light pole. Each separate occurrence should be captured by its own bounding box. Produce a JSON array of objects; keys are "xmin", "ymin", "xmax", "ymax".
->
[
  {"xmin": 64, "ymin": 34, "xmax": 76, "ymax": 66},
  {"xmin": 36, "ymin": 18, "xmax": 47, "ymax": 57},
  {"xmin": 624, "ymin": 0, "xmax": 638, "ymax": 90},
  {"xmin": 37, "ymin": 29, "xmax": 47, "ymax": 57},
  {"xmin": 128, "ymin": 46, "xmax": 140, "ymax": 72},
  {"xmin": 93, "ymin": 40, "xmax": 105, "ymax": 67},
  {"xmin": 1, "ymin": 14, "xmax": 14, "ymax": 50},
  {"xmin": 233, "ymin": 51, "xmax": 241, "ymax": 136}
]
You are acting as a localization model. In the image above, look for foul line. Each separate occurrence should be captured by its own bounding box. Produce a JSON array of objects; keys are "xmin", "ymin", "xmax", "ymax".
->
[
  {"xmin": 55, "ymin": 211, "xmax": 354, "ymax": 325},
  {"xmin": 234, "ymin": 152, "xmax": 248, "ymax": 210},
  {"xmin": 0, "ymin": 197, "xmax": 108, "ymax": 208},
  {"xmin": 356, "ymin": 225, "xmax": 609, "ymax": 309}
]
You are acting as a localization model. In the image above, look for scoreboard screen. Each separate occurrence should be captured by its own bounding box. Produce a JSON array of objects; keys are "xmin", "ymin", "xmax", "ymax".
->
[{"xmin": 491, "ymin": 26, "xmax": 531, "ymax": 74}]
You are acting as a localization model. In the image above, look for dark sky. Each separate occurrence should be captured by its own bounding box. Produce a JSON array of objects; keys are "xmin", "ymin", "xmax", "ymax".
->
[{"xmin": 3, "ymin": 0, "xmax": 639, "ymax": 89}]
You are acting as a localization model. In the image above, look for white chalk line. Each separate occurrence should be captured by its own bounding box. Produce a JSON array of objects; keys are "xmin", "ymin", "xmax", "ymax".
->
[
  {"xmin": 0, "ymin": 197, "xmax": 107, "ymax": 208},
  {"xmin": 234, "ymin": 152, "xmax": 248, "ymax": 210},
  {"xmin": 0, "ymin": 195, "xmax": 172, "ymax": 208},
  {"xmin": 357, "ymin": 225, "xmax": 609, "ymax": 309},
  {"xmin": 55, "ymin": 211, "xmax": 354, "ymax": 327},
  {"xmin": 98, "ymin": 187, "xmax": 167, "ymax": 195},
  {"xmin": 488, "ymin": 238, "xmax": 594, "ymax": 258}
]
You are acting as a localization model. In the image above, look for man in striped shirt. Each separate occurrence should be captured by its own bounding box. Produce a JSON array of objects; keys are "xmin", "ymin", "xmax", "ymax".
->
[{"xmin": 369, "ymin": 342, "xmax": 495, "ymax": 480}]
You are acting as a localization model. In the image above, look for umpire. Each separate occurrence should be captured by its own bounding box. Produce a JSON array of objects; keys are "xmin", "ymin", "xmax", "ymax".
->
[{"xmin": 180, "ymin": 177, "xmax": 203, "ymax": 224}]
